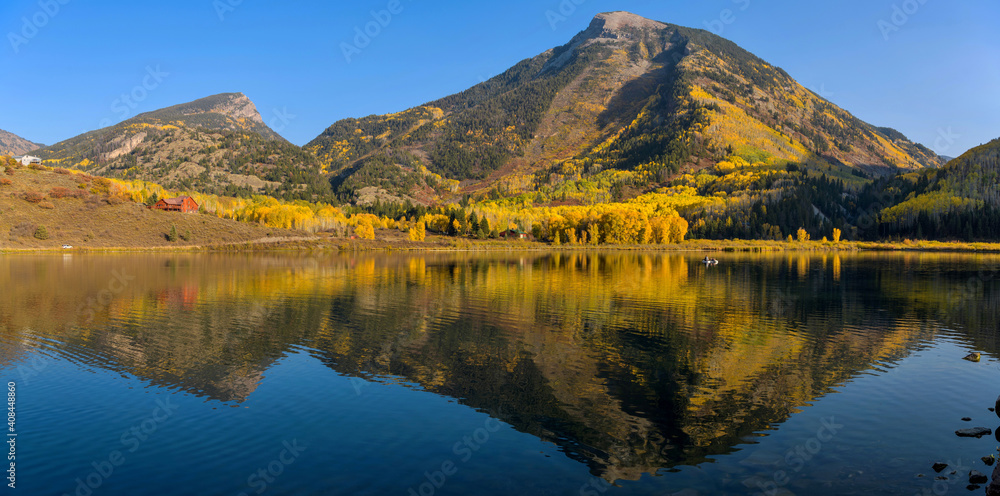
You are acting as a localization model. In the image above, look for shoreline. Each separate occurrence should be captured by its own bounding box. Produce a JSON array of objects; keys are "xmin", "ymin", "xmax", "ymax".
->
[{"xmin": 6, "ymin": 236, "xmax": 1000, "ymax": 255}]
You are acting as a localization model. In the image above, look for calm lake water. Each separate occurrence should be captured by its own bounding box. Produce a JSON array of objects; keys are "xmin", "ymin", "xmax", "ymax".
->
[{"xmin": 2, "ymin": 251, "xmax": 999, "ymax": 495}]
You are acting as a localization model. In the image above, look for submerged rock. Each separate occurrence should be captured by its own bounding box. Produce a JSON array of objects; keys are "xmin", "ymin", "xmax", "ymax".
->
[
  {"xmin": 962, "ymin": 417, "xmax": 973, "ymax": 422},
  {"xmin": 956, "ymin": 427, "xmax": 993, "ymax": 438},
  {"xmin": 971, "ymin": 470, "xmax": 989, "ymax": 484}
]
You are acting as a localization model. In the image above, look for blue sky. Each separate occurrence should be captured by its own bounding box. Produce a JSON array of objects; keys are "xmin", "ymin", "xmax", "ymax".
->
[{"xmin": 1, "ymin": 0, "xmax": 997, "ymax": 157}]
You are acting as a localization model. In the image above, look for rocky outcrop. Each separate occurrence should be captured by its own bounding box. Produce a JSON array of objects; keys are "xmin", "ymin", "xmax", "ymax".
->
[{"xmin": 205, "ymin": 93, "xmax": 265, "ymax": 125}]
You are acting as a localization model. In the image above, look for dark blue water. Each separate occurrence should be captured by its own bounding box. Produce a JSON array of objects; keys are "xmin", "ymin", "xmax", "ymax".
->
[{"xmin": 2, "ymin": 252, "xmax": 999, "ymax": 495}]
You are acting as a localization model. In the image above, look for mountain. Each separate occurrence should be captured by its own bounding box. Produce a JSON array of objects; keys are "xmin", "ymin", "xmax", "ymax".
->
[
  {"xmin": 874, "ymin": 138, "xmax": 1000, "ymax": 240},
  {"xmin": 34, "ymin": 93, "xmax": 331, "ymax": 201},
  {"xmin": 0, "ymin": 128, "xmax": 42, "ymax": 156},
  {"xmin": 308, "ymin": 11, "xmax": 941, "ymax": 203}
]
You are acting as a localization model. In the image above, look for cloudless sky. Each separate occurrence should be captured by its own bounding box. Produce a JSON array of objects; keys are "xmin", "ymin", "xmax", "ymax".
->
[{"xmin": 1, "ymin": 0, "xmax": 997, "ymax": 157}]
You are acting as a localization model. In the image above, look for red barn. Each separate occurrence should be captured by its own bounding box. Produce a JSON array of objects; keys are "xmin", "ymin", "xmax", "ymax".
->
[{"xmin": 153, "ymin": 196, "xmax": 199, "ymax": 213}]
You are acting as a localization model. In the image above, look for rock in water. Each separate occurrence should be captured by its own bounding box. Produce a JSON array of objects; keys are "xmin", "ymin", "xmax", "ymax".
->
[
  {"xmin": 996, "ymin": 395, "xmax": 1000, "ymax": 419},
  {"xmin": 965, "ymin": 352, "xmax": 982, "ymax": 362},
  {"xmin": 956, "ymin": 427, "xmax": 993, "ymax": 438},
  {"xmin": 932, "ymin": 462, "xmax": 949, "ymax": 473},
  {"xmin": 983, "ymin": 455, "xmax": 997, "ymax": 466},
  {"xmin": 972, "ymin": 471, "xmax": 990, "ymax": 484}
]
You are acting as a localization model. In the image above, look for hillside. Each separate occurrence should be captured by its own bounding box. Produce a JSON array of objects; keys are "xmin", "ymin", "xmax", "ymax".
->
[
  {"xmin": 873, "ymin": 138, "xmax": 1000, "ymax": 240},
  {"xmin": 0, "ymin": 128, "xmax": 41, "ymax": 156},
  {"xmin": 33, "ymin": 93, "xmax": 332, "ymax": 201},
  {"xmin": 0, "ymin": 159, "xmax": 305, "ymax": 249},
  {"xmin": 308, "ymin": 11, "xmax": 940, "ymax": 204}
]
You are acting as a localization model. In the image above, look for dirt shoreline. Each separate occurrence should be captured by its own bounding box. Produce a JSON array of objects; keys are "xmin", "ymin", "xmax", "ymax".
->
[{"xmin": 6, "ymin": 234, "xmax": 1000, "ymax": 255}]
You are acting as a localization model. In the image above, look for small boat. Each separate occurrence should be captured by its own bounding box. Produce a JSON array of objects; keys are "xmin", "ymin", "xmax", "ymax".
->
[{"xmin": 701, "ymin": 256, "xmax": 719, "ymax": 266}]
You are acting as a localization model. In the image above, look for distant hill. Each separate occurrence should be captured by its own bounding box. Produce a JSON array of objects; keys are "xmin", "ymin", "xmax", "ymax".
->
[
  {"xmin": 34, "ymin": 93, "xmax": 332, "ymax": 201},
  {"xmin": 874, "ymin": 138, "xmax": 1000, "ymax": 240},
  {"xmin": 308, "ymin": 11, "xmax": 941, "ymax": 203},
  {"xmin": 0, "ymin": 128, "xmax": 42, "ymax": 156}
]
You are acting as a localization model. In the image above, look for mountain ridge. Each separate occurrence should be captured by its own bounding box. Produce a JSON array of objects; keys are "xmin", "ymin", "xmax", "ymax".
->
[
  {"xmin": 307, "ymin": 11, "xmax": 942, "ymax": 204},
  {"xmin": 32, "ymin": 93, "xmax": 332, "ymax": 201},
  {"xmin": 0, "ymin": 128, "xmax": 42, "ymax": 156}
]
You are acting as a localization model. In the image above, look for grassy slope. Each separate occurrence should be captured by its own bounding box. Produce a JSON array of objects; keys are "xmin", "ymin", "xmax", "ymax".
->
[{"xmin": 0, "ymin": 167, "xmax": 307, "ymax": 249}]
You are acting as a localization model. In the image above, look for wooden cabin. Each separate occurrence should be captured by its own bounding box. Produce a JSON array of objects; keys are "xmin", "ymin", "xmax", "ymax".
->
[
  {"xmin": 499, "ymin": 229, "xmax": 528, "ymax": 240},
  {"xmin": 153, "ymin": 196, "xmax": 199, "ymax": 213}
]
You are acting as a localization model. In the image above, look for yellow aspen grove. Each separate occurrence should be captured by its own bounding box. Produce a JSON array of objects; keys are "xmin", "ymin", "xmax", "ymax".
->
[
  {"xmin": 409, "ymin": 222, "xmax": 426, "ymax": 241},
  {"xmin": 833, "ymin": 228, "xmax": 842, "ymax": 243},
  {"xmin": 355, "ymin": 219, "xmax": 375, "ymax": 240}
]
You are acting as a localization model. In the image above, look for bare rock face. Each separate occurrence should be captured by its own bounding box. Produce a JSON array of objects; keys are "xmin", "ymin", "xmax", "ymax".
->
[
  {"xmin": 207, "ymin": 93, "xmax": 265, "ymax": 125},
  {"xmin": 592, "ymin": 11, "xmax": 667, "ymax": 33}
]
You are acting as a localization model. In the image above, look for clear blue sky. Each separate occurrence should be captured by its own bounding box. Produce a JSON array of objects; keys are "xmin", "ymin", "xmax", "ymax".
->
[{"xmin": 1, "ymin": 0, "xmax": 997, "ymax": 157}]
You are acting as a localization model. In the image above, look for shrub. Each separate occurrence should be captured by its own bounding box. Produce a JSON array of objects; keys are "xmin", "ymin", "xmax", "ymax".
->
[
  {"xmin": 180, "ymin": 230, "xmax": 192, "ymax": 242},
  {"xmin": 3, "ymin": 168, "xmax": 12, "ymax": 176},
  {"xmin": 33, "ymin": 226, "xmax": 49, "ymax": 240},
  {"xmin": 166, "ymin": 224, "xmax": 179, "ymax": 242},
  {"xmin": 54, "ymin": 168, "xmax": 71, "ymax": 175},
  {"xmin": 0, "ymin": 178, "xmax": 11, "ymax": 186},
  {"xmin": 50, "ymin": 187, "xmax": 72, "ymax": 199},
  {"xmin": 38, "ymin": 201, "xmax": 55, "ymax": 209},
  {"xmin": 10, "ymin": 223, "xmax": 34, "ymax": 238},
  {"xmin": 22, "ymin": 191, "xmax": 45, "ymax": 204}
]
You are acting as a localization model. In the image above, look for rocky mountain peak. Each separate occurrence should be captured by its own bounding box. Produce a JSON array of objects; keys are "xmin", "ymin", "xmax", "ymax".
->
[
  {"xmin": 205, "ymin": 93, "xmax": 265, "ymax": 125},
  {"xmin": 591, "ymin": 11, "xmax": 667, "ymax": 33}
]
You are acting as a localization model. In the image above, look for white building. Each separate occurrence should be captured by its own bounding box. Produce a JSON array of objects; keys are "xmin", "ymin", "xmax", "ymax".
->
[{"xmin": 12, "ymin": 155, "xmax": 41, "ymax": 166}]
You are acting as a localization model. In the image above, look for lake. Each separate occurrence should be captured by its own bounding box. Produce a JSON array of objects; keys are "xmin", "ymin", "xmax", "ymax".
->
[{"xmin": 2, "ymin": 251, "xmax": 999, "ymax": 495}]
